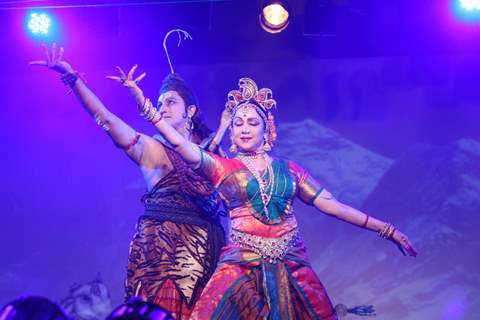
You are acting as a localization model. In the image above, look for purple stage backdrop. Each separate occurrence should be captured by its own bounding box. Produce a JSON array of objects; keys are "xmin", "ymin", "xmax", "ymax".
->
[{"xmin": 1, "ymin": 1, "xmax": 479, "ymax": 319}]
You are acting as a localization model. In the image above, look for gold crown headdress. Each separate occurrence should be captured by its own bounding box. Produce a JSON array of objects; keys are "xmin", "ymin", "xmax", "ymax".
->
[{"xmin": 226, "ymin": 78, "xmax": 277, "ymax": 150}]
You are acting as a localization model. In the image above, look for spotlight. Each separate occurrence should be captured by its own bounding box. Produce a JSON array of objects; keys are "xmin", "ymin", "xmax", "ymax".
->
[
  {"xmin": 460, "ymin": 0, "xmax": 480, "ymax": 11},
  {"xmin": 259, "ymin": 1, "xmax": 290, "ymax": 34},
  {"xmin": 453, "ymin": 0, "xmax": 480, "ymax": 23},
  {"xmin": 27, "ymin": 12, "xmax": 51, "ymax": 35}
]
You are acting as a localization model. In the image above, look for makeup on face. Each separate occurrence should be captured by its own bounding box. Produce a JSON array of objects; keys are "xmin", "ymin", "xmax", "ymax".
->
[
  {"xmin": 232, "ymin": 106, "xmax": 265, "ymax": 152},
  {"xmin": 157, "ymin": 90, "xmax": 188, "ymax": 128}
]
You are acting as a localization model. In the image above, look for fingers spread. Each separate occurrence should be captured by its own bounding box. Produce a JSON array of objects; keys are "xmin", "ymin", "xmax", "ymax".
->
[
  {"xmin": 106, "ymin": 76, "xmax": 123, "ymax": 83},
  {"xmin": 41, "ymin": 43, "xmax": 51, "ymax": 65},
  {"xmin": 134, "ymin": 72, "xmax": 146, "ymax": 83},
  {"xmin": 29, "ymin": 61, "xmax": 48, "ymax": 66},
  {"xmin": 51, "ymin": 42, "xmax": 57, "ymax": 62},
  {"xmin": 127, "ymin": 64, "xmax": 138, "ymax": 78},
  {"xmin": 58, "ymin": 46, "xmax": 64, "ymax": 62},
  {"xmin": 116, "ymin": 66, "xmax": 126, "ymax": 79}
]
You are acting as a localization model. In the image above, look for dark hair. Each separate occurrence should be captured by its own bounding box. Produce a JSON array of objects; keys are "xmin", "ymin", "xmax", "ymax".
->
[
  {"xmin": 159, "ymin": 73, "xmax": 213, "ymax": 143},
  {"xmin": 106, "ymin": 298, "xmax": 173, "ymax": 320},
  {"xmin": 0, "ymin": 296, "xmax": 71, "ymax": 320}
]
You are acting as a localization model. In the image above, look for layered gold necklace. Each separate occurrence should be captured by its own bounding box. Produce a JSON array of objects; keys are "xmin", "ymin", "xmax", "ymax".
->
[{"xmin": 237, "ymin": 152, "xmax": 275, "ymax": 217}]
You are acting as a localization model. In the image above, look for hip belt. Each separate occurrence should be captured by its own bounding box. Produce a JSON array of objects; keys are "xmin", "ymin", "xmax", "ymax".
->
[{"xmin": 230, "ymin": 228, "xmax": 301, "ymax": 263}]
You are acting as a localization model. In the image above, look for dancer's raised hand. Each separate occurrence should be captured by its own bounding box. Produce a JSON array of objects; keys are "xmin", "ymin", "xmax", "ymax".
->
[
  {"xmin": 106, "ymin": 64, "xmax": 146, "ymax": 97},
  {"xmin": 29, "ymin": 43, "xmax": 74, "ymax": 74},
  {"xmin": 219, "ymin": 107, "xmax": 233, "ymax": 129}
]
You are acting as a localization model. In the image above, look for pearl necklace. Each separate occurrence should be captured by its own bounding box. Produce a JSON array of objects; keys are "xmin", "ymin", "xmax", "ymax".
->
[{"xmin": 237, "ymin": 153, "xmax": 275, "ymax": 217}]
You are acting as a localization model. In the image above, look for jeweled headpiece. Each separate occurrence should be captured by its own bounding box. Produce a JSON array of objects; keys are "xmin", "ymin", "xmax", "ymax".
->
[{"xmin": 226, "ymin": 78, "xmax": 277, "ymax": 149}]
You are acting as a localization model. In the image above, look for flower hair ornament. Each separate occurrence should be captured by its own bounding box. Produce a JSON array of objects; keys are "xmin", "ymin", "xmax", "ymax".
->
[{"xmin": 226, "ymin": 78, "xmax": 277, "ymax": 151}]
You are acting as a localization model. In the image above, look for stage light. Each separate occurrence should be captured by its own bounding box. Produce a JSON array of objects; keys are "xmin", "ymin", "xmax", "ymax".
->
[
  {"xmin": 452, "ymin": 0, "xmax": 480, "ymax": 23},
  {"xmin": 460, "ymin": 0, "xmax": 480, "ymax": 11},
  {"xmin": 259, "ymin": 1, "xmax": 290, "ymax": 34},
  {"xmin": 27, "ymin": 12, "xmax": 51, "ymax": 35}
]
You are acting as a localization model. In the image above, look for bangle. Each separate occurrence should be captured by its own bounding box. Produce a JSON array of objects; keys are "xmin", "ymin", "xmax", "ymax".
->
[
  {"xmin": 362, "ymin": 215, "xmax": 370, "ymax": 228},
  {"xmin": 139, "ymin": 98, "xmax": 148, "ymax": 116},
  {"xmin": 94, "ymin": 113, "xmax": 110, "ymax": 132},
  {"xmin": 115, "ymin": 133, "xmax": 141, "ymax": 151},
  {"xmin": 151, "ymin": 111, "xmax": 166, "ymax": 125},
  {"xmin": 378, "ymin": 222, "xmax": 395, "ymax": 239},
  {"xmin": 61, "ymin": 71, "xmax": 79, "ymax": 87},
  {"xmin": 139, "ymin": 98, "xmax": 159, "ymax": 121},
  {"xmin": 139, "ymin": 97, "xmax": 149, "ymax": 114}
]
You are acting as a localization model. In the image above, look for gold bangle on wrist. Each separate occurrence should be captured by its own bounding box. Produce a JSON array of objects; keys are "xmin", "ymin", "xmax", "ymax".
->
[{"xmin": 378, "ymin": 222, "xmax": 395, "ymax": 239}]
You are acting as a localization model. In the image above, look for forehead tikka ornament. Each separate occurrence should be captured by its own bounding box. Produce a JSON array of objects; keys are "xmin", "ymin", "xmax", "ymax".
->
[{"xmin": 226, "ymin": 78, "xmax": 278, "ymax": 148}]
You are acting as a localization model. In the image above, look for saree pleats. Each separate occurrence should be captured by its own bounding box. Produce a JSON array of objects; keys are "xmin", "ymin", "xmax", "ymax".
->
[{"xmin": 191, "ymin": 243, "xmax": 337, "ymax": 320}]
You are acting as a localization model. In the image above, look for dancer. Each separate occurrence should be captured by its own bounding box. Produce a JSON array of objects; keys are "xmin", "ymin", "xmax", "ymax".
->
[
  {"xmin": 30, "ymin": 43, "xmax": 227, "ymax": 319},
  {"xmin": 139, "ymin": 77, "xmax": 417, "ymax": 319}
]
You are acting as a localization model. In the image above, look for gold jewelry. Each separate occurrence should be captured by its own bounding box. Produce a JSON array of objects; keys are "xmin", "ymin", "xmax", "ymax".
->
[
  {"xmin": 225, "ymin": 78, "xmax": 277, "ymax": 150},
  {"xmin": 237, "ymin": 150, "xmax": 265, "ymax": 159},
  {"xmin": 94, "ymin": 113, "xmax": 110, "ymax": 131},
  {"xmin": 151, "ymin": 111, "xmax": 165, "ymax": 125},
  {"xmin": 229, "ymin": 144, "xmax": 238, "ymax": 153},
  {"xmin": 378, "ymin": 222, "xmax": 395, "ymax": 239},
  {"xmin": 230, "ymin": 228, "xmax": 300, "ymax": 263},
  {"xmin": 229, "ymin": 135, "xmax": 238, "ymax": 153},
  {"xmin": 237, "ymin": 153, "xmax": 274, "ymax": 218},
  {"xmin": 263, "ymin": 134, "xmax": 272, "ymax": 151},
  {"xmin": 139, "ymin": 98, "xmax": 159, "ymax": 122}
]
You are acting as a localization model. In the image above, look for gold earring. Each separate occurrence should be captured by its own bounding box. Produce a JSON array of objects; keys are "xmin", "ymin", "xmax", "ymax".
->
[
  {"xmin": 263, "ymin": 135, "xmax": 271, "ymax": 152},
  {"xmin": 229, "ymin": 135, "xmax": 238, "ymax": 153}
]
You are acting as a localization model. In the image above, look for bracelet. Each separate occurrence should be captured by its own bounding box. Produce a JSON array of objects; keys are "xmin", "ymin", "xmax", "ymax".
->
[
  {"xmin": 94, "ymin": 113, "xmax": 110, "ymax": 132},
  {"xmin": 115, "ymin": 133, "xmax": 141, "ymax": 151},
  {"xmin": 139, "ymin": 98, "xmax": 159, "ymax": 121},
  {"xmin": 139, "ymin": 97, "xmax": 150, "ymax": 114},
  {"xmin": 60, "ymin": 71, "xmax": 79, "ymax": 87},
  {"xmin": 151, "ymin": 111, "xmax": 165, "ymax": 125},
  {"xmin": 378, "ymin": 222, "xmax": 395, "ymax": 239},
  {"xmin": 362, "ymin": 215, "xmax": 370, "ymax": 228}
]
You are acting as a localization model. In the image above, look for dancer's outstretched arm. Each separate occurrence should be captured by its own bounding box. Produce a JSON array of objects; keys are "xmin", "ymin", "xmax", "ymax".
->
[
  {"xmin": 151, "ymin": 114, "xmax": 202, "ymax": 165},
  {"xmin": 30, "ymin": 44, "xmax": 162, "ymax": 167},
  {"xmin": 108, "ymin": 64, "xmax": 230, "ymax": 157},
  {"xmin": 313, "ymin": 189, "xmax": 418, "ymax": 257},
  {"xmin": 106, "ymin": 64, "xmax": 147, "ymax": 117}
]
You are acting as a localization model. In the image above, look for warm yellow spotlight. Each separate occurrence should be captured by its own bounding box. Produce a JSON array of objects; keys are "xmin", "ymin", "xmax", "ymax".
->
[{"xmin": 259, "ymin": 1, "xmax": 290, "ymax": 34}]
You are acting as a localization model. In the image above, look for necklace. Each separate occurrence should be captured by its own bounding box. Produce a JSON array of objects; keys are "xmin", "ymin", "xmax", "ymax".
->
[
  {"xmin": 237, "ymin": 153, "xmax": 275, "ymax": 218},
  {"xmin": 237, "ymin": 150, "xmax": 265, "ymax": 160}
]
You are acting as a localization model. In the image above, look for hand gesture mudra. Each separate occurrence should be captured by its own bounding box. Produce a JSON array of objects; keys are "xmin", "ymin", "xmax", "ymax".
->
[
  {"xmin": 106, "ymin": 65, "xmax": 146, "ymax": 97},
  {"xmin": 29, "ymin": 43, "xmax": 74, "ymax": 74},
  {"xmin": 220, "ymin": 107, "xmax": 233, "ymax": 128},
  {"xmin": 390, "ymin": 230, "xmax": 417, "ymax": 257}
]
